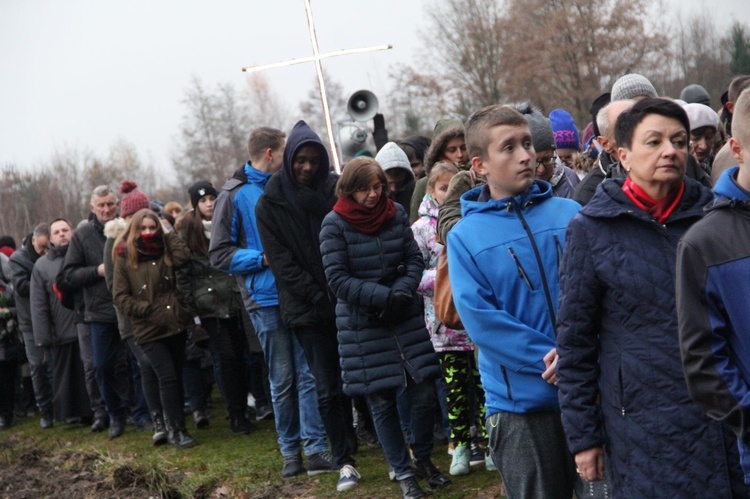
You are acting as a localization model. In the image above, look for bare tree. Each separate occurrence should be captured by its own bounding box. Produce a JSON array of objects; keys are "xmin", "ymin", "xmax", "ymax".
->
[
  {"xmin": 501, "ymin": 0, "xmax": 668, "ymax": 120},
  {"xmin": 298, "ymin": 70, "xmax": 349, "ymax": 140},
  {"xmin": 657, "ymin": 14, "xmax": 730, "ymax": 102},
  {"xmin": 384, "ymin": 64, "xmax": 454, "ymax": 138},
  {"xmin": 171, "ymin": 76, "xmax": 251, "ymax": 189},
  {"xmin": 418, "ymin": 0, "xmax": 506, "ymax": 116},
  {"xmin": 243, "ymin": 73, "xmax": 289, "ymax": 129}
]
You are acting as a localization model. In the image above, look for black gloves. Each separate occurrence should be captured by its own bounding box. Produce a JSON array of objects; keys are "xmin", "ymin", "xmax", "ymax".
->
[{"xmin": 379, "ymin": 290, "xmax": 414, "ymax": 326}]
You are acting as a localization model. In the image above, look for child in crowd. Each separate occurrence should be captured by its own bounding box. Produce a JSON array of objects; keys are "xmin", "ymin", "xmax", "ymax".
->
[{"xmin": 411, "ymin": 161, "xmax": 488, "ymax": 476}]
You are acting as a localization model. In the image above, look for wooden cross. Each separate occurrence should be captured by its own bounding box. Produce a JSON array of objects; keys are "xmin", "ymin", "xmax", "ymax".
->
[{"xmin": 242, "ymin": 0, "xmax": 391, "ymax": 173}]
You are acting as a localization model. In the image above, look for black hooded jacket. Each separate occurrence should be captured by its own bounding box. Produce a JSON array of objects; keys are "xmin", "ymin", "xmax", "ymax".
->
[{"xmin": 255, "ymin": 121, "xmax": 338, "ymax": 330}]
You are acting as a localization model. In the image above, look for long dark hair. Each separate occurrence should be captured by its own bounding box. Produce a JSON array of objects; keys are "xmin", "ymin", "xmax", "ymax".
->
[{"xmin": 175, "ymin": 209, "xmax": 208, "ymax": 257}]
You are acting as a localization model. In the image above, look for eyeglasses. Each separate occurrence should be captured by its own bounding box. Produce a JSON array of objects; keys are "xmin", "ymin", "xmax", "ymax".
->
[
  {"xmin": 355, "ymin": 183, "xmax": 385, "ymax": 195},
  {"xmin": 558, "ymin": 154, "xmax": 575, "ymax": 167},
  {"xmin": 536, "ymin": 155, "xmax": 556, "ymax": 168}
]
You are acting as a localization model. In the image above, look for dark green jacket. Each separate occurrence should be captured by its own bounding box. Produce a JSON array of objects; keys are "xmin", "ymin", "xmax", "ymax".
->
[{"xmin": 112, "ymin": 232, "xmax": 192, "ymax": 345}]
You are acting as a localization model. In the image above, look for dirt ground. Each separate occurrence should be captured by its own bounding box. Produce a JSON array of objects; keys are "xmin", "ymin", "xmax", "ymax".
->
[
  {"xmin": 0, "ymin": 435, "xmax": 156, "ymax": 498},
  {"xmin": 0, "ymin": 433, "xmax": 323, "ymax": 499}
]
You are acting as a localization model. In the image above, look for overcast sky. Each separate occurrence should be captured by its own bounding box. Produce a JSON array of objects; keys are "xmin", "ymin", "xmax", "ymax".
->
[{"xmin": 1, "ymin": 0, "xmax": 747, "ymax": 174}]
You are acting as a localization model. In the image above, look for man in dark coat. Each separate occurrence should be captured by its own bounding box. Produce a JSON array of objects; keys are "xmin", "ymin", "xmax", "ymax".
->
[
  {"xmin": 61, "ymin": 185, "xmax": 126, "ymax": 439},
  {"xmin": 30, "ymin": 219, "xmax": 90, "ymax": 424},
  {"xmin": 210, "ymin": 126, "xmax": 332, "ymax": 479},
  {"xmin": 677, "ymin": 89, "xmax": 750, "ymax": 488},
  {"xmin": 9, "ymin": 223, "xmax": 53, "ymax": 429},
  {"xmin": 256, "ymin": 120, "xmax": 358, "ymax": 492}
]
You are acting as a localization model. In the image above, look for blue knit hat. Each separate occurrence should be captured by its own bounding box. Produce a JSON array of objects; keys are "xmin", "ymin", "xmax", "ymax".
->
[{"xmin": 549, "ymin": 109, "xmax": 580, "ymax": 151}]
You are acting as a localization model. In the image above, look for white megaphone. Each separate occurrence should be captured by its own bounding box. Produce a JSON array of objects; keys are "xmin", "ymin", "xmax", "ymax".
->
[
  {"xmin": 338, "ymin": 123, "xmax": 370, "ymax": 158},
  {"xmin": 347, "ymin": 90, "xmax": 379, "ymax": 122}
]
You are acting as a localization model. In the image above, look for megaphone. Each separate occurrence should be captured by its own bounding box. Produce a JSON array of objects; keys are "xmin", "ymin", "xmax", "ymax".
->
[
  {"xmin": 347, "ymin": 90, "xmax": 379, "ymax": 122},
  {"xmin": 338, "ymin": 123, "xmax": 370, "ymax": 158}
]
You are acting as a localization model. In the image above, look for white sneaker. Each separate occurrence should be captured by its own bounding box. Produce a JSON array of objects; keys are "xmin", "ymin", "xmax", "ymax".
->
[{"xmin": 337, "ymin": 464, "xmax": 360, "ymax": 492}]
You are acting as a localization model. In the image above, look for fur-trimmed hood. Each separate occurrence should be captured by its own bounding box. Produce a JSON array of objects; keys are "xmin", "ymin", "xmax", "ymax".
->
[
  {"xmin": 424, "ymin": 119, "xmax": 465, "ymax": 176},
  {"xmin": 104, "ymin": 217, "xmax": 128, "ymax": 240}
]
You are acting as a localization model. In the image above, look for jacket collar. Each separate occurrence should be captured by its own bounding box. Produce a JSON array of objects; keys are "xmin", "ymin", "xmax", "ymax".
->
[{"xmin": 581, "ymin": 177, "xmax": 712, "ymax": 223}]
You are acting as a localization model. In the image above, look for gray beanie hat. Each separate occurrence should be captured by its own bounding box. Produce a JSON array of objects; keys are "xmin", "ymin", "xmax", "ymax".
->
[
  {"xmin": 611, "ymin": 74, "xmax": 658, "ymax": 101},
  {"xmin": 510, "ymin": 102, "xmax": 556, "ymax": 152},
  {"xmin": 680, "ymin": 84, "xmax": 711, "ymax": 106},
  {"xmin": 375, "ymin": 142, "xmax": 415, "ymax": 179}
]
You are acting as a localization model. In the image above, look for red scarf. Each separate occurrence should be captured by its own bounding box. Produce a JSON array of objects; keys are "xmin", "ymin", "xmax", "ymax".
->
[
  {"xmin": 333, "ymin": 193, "xmax": 397, "ymax": 235},
  {"xmin": 622, "ymin": 178, "xmax": 685, "ymax": 224}
]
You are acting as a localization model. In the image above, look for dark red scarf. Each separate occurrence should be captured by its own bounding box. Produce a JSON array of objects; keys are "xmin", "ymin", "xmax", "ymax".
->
[
  {"xmin": 136, "ymin": 232, "xmax": 165, "ymax": 261},
  {"xmin": 333, "ymin": 193, "xmax": 397, "ymax": 235},
  {"xmin": 115, "ymin": 232, "xmax": 164, "ymax": 261},
  {"xmin": 622, "ymin": 178, "xmax": 685, "ymax": 224}
]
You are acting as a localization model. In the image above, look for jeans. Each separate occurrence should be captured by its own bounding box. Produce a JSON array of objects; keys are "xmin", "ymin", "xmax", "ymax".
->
[
  {"xmin": 367, "ymin": 375, "xmax": 437, "ymax": 481},
  {"xmin": 76, "ymin": 323, "xmax": 106, "ymax": 419},
  {"xmin": 249, "ymin": 306, "xmax": 327, "ymax": 457},
  {"xmin": 487, "ymin": 411, "xmax": 576, "ymax": 499},
  {"xmin": 21, "ymin": 331, "xmax": 53, "ymax": 413},
  {"xmin": 140, "ymin": 332, "xmax": 187, "ymax": 428},
  {"xmin": 88, "ymin": 322, "xmax": 126, "ymax": 421},
  {"xmin": 295, "ymin": 327, "xmax": 356, "ymax": 468}
]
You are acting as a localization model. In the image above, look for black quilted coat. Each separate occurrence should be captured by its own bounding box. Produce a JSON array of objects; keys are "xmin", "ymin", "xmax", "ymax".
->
[
  {"xmin": 556, "ymin": 178, "xmax": 745, "ymax": 498},
  {"xmin": 319, "ymin": 204, "xmax": 440, "ymax": 396}
]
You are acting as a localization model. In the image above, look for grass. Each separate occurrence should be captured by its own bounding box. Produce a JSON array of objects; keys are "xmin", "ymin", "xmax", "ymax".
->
[{"xmin": 0, "ymin": 399, "xmax": 505, "ymax": 498}]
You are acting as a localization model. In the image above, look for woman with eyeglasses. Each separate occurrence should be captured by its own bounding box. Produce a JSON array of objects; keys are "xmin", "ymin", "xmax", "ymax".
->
[{"xmin": 320, "ymin": 157, "xmax": 449, "ymax": 499}]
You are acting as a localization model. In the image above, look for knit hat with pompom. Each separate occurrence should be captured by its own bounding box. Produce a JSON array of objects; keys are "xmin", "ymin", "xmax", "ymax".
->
[{"xmin": 119, "ymin": 180, "xmax": 150, "ymax": 219}]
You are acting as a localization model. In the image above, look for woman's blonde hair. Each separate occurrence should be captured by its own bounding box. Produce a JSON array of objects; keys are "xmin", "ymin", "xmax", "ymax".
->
[{"xmin": 427, "ymin": 161, "xmax": 459, "ymax": 189}]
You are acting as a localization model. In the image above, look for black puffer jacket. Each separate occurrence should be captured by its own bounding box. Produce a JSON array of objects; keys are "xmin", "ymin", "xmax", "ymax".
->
[
  {"xmin": 320, "ymin": 204, "xmax": 440, "ymax": 396},
  {"xmin": 556, "ymin": 178, "xmax": 744, "ymax": 497},
  {"xmin": 61, "ymin": 217, "xmax": 117, "ymax": 323},
  {"xmin": 256, "ymin": 120, "xmax": 338, "ymax": 331}
]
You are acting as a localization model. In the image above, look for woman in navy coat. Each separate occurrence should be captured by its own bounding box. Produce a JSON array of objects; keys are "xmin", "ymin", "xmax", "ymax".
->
[
  {"xmin": 556, "ymin": 98, "xmax": 746, "ymax": 497},
  {"xmin": 320, "ymin": 157, "xmax": 446, "ymax": 499}
]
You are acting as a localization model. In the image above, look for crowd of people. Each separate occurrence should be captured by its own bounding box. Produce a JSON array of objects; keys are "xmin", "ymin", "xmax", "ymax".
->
[{"xmin": 1, "ymin": 73, "xmax": 750, "ymax": 499}]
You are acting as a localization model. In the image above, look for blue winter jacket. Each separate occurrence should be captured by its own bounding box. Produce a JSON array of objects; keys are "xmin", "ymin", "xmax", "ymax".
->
[
  {"xmin": 447, "ymin": 181, "xmax": 580, "ymax": 415},
  {"xmin": 557, "ymin": 177, "xmax": 744, "ymax": 497},
  {"xmin": 209, "ymin": 162, "xmax": 278, "ymax": 310},
  {"xmin": 678, "ymin": 165, "xmax": 750, "ymax": 488}
]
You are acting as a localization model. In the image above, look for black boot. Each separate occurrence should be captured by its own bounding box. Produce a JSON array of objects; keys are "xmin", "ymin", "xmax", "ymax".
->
[
  {"xmin": 166, "ymin": 417, "xmax": 198, "ymax": 449},
  {"xmin": 397, "ymin": 476, "xmax": 426, "ymax": 499},
  {"xmin": 151, "ymin": 412, "xmax": 168, "ymax": 446},
  {"xmin": 229, "ymin": 410, "xmax": 252, "ymax": 436},
  {"xmin": 413, "ymin": 457, "xmax": 452, "ymax": 490}
]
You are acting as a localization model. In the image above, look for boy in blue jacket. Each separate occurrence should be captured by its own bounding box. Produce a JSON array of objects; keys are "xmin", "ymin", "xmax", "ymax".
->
[
  {"xmin": 447, "ymin": 105, "xmax": 580, "ymax": 498},
  {"xmin": 677, "ymin": 89, "xmax": 750, "ymax": 485}
]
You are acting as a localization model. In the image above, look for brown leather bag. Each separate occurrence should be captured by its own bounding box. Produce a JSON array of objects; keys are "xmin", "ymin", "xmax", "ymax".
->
[{"xmin": 434, "ymin": 247, "xmax": 464, "ymax": 330}]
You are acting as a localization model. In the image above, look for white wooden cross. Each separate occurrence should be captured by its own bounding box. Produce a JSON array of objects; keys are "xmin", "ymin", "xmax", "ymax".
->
[{"xmin": 242, "ymin": 0, "xmax": 391, "ymax": 173}]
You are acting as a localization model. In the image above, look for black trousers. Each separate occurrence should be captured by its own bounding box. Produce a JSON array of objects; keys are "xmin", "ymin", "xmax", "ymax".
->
[
  {"xmin": 295, "ymin": 326, "xmax": 356, "ymax": 468},
  {"xmin": 205, "ymin": 317, "xmax": 249, "ymax": 418},
  {"xmin": 140, "ymin": 332, "xmax": 187, "ymax": 428}
]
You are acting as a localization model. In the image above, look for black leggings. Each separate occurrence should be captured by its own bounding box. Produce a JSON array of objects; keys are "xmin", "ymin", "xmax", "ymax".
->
[{"xmin": 140, "ymin": 332, "xmax": 187, "ymax": 427}]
